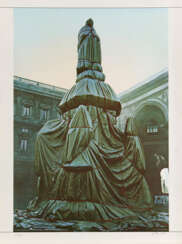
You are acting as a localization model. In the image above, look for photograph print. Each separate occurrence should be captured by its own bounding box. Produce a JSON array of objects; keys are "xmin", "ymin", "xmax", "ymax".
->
[{"xmin": 14, "ymin": 8, "xmax": 168, "ymax": 232}]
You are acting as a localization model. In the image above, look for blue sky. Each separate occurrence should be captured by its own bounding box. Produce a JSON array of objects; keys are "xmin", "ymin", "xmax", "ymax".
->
[{"xmin": 14, "ymin": 8, "xmax": 168, "ymax": 93}]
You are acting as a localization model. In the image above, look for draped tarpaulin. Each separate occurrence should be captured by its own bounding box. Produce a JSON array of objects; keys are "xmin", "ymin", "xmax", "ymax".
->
[
  {"xmin": 27, "ymin": 18, "xmax": 153, "ymax": 222},
  {"xmin": 28, "ymin": 104, "xmax": 153, "ymax": 221}
]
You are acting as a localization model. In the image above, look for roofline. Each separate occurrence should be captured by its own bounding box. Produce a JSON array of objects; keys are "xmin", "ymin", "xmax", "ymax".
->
[
  {"xmin": 118, "ymin": 67, "xmax": 168, "ymax": 98},
  {"xmin": 14, "ymin": 75, "xmax": 68, "ymax": 93}
]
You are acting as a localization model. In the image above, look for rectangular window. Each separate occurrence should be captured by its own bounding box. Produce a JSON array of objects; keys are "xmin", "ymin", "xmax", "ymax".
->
[
  {"xmin": 146, "ymin": 126, "xmax": 158, "ymax": 134},
  {"xmin": 22, "ymin": 105, "xmax": 31, "ymax": 117},
  {"xmin": 40, "ymin": 109, "xmax": 49, "ymax": 120},
  {"xmin": 22, "ymin": 128, "xmax": 28, "ymax": 133},
  {"xmin": 20, "ymin": 139, "xmax": 28, "ymax": 152}
]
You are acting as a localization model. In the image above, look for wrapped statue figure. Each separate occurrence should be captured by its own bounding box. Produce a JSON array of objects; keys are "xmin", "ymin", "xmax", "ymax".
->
[{"xmin": 27, "ymin": 18, "xmax": 153, "ymax": 222}]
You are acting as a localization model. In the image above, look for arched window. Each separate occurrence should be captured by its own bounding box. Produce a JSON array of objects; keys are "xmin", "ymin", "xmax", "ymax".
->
[{"xmin": 135, "ymin": 105, "xmax": 166, "ymax": 137}]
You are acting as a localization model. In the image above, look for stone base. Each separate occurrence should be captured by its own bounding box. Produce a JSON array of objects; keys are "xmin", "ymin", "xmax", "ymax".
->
[{"xmin": 14, "ymin": 209, "xmax": 168, "ymax": 232}]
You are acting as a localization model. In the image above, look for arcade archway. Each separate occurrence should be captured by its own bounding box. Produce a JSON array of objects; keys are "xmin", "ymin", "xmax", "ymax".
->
[{"xmin": 134, "ymin": 102, "xmax": 168, "ymax": 195}]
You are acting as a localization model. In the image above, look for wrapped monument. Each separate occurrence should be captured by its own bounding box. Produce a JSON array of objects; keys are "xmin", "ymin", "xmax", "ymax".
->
[{"xmin": 26, "ymin": 19, "xmax": 154, "ymax": 223}]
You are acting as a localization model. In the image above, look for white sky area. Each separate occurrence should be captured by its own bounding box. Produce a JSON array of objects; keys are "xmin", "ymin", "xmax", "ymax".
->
[{"xmin": 14, "ymin": 8, "xmax": 168, "ymax": 93}]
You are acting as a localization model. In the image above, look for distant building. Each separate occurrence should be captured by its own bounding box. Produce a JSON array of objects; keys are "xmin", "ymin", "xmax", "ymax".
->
[
  {"xmin": 118, "ymin": 68, "xmax": 168, "ymax": 196},
  {"xmin": 14, "ymin": 76, "xmax": 67, "ymax": 209}
]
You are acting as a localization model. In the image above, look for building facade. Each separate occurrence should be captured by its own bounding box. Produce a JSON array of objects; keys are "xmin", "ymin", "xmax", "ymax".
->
[
  {"xmin": 118, "ymin": 68, "xmax": 168, "ymax": 196},
  {"xmin": 14, "ymin": 76, "xmax": 67, "ymax": 209}
]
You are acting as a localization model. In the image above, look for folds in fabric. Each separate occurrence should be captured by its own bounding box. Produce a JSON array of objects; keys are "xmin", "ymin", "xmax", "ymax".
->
[
  {"xmin": 59, "ymin": 80, "xmax": 122, "ymax": 116},
  {"xmin": 29, "ymin": 105, "xmax": 153, "ymax": 221}
]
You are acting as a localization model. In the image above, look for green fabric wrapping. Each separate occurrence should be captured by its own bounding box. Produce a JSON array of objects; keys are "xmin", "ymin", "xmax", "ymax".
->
[
  {"xmin": 28, "ymin": 105, "xmax": 153, "ymax": 221},
  {"xmin": 77, "ymin": 19, "xmax": 101, "ymax": 72},
  {"xmin": 59, "ymin": 19, "xmax": 121, "ymax": 117},
  {"xmin": 27, "ymin": 19, "xmax": 153, "ymax": 222},
  {"xmin": 58, "ymin": 79, "xmax": 122, "ymax": 116}
]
